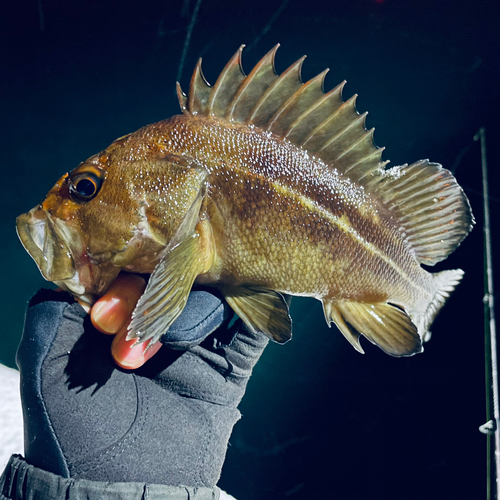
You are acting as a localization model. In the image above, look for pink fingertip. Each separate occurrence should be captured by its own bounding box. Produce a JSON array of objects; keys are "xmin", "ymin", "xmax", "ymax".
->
[{"xmin": 111, "ymin": 331, "xmax": 162, "ymax": 369}]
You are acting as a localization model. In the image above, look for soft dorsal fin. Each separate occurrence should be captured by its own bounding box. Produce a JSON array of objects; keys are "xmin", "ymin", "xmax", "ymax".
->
[
  {"xmin": 176, "ymin": 45, "xmax": 386, "ymax": 187},
  {"xmin": 372, "ymin": 160, "xmax": 474, "ymax": 265}
]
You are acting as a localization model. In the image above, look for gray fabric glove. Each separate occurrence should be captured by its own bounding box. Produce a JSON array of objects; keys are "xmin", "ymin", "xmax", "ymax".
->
[{"xmin": 10, "ymin": 287, "xmax": 268, "ymax": 488}]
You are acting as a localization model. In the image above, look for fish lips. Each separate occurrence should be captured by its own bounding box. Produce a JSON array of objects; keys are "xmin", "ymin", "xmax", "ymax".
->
[{"xmin": 16, "ymin": 208, "xmax": 78, "ymax": 285}]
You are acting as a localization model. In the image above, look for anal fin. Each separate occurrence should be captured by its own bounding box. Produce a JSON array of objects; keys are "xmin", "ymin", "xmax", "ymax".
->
[
  {"xmin": 323, "ymin": 299, "xmax": 422, "ymax": 357},
  {"xmin": 222, "ymin": 286, "xmax": 292, "ymax": 343},
  {"xmin": 323, "ymin": 300, "xmax": 364, "ymax": 354}
]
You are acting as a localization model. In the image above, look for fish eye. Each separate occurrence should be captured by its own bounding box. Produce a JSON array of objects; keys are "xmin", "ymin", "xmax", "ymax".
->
[{"xmin": 69, "ymin": 171, "xmax": 102, "ymax": 203}]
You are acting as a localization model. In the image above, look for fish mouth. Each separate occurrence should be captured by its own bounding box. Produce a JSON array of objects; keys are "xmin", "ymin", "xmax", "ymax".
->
[{"xmin": 16, "ymin": 208, "xmax": 87, "ymax": 297}]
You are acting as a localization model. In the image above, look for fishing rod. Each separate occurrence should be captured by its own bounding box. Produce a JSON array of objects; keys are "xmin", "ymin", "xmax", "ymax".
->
[{"xmin": 476, "ymin": 128, "xmax": 500, "ymax": 500}]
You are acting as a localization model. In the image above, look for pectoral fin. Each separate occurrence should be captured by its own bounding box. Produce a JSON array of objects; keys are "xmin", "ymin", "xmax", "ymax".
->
[
  {"xmin": 323, "ymin": 300, "xmax": 422, "ymax": 357},
  {"xmin": 127, "ymin": 233, "xmax": 208, "ymax": 346},
  {"xmin": 222, "ymin": 286, "xmax": 292, "ymax": 343}
]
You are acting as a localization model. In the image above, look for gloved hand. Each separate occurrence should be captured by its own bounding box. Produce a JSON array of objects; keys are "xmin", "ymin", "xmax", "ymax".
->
[
  {"xmin": 88, "ymin": 274, "xmax": 237, "ymax": 369},
  {"xmin": 15, "ymin": 276, "xmax": 268, "ymax": 489}
]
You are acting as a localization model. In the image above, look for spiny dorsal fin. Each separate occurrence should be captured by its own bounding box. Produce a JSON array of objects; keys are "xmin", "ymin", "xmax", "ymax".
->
[
  {"xmin": 177, "ymin": 47, "xmax": 473, "ymax": 265},
  {"xmin": 188, "ymin": 58, "xmax": 211, "ymax": 116},
  {"xmin": 176, "ymin": 45, "xmax": 385, "ymax": 187},
  {"xmin": 207, "ymin": 45, "xmax": 246, "ymax": 117},
  {"xmin": 226, "ymin": 44, "xmax": 280, "ymax": 122},
  {"xmin": 249, "ymin": 55, "xmax": 305, "ymax": 128},
  {"xmin": 267, "ymin": 69, "xmax": 328, "ymax": 136}
]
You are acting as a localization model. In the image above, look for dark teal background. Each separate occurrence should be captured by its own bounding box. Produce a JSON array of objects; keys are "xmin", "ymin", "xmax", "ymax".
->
[{"xmin": 1, "ymin": 0, "xmax": 498, "ymax": 498}]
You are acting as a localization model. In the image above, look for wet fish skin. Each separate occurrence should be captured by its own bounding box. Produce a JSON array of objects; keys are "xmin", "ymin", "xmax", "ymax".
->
[
  {"xmin": 146, "ymin": 115, "xmax": 412, "ymax": 297},
  {"xmin": 16, "ymin": 45, "xmax": 473, "ymax": 356}
]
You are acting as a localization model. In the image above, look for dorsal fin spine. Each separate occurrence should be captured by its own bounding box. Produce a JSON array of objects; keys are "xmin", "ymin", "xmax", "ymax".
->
[
  {"xmin": 266, "ymin": 69, "xmax": 329, "ymax": 134},
  {"xmin": 226, "ymin": 44, "xmax": 280, "ymax": 121},
  {"xmin": 356, "ymin": 160, "xmax": 390, "ymax": 190},
  {"xmin": 316, "ymin": 95, "xmax": 360, "ymax": 148},
  {"xmin": 249, "ymin": 56, "xmax": 305, "ymax": 126},
  {"xmin": 333, "ymin": 126, "xmax": 373, "ymax": 162},
  {"xmin": 361, "ymin": 160, "xmax": 388, "ymax": 179},
  {"xmin": 176, "ymin": 82, "xmax": 188, "ymax": 114},
  {"xmin": 300, "ymin": 86, "xmax": 350, "ymax": 148},
  {"xmin": 188, "ymin": 58, "xmax": 211, "ymax": 115},
  {"xmin": 285, "ymin": 81, "xmax": 345, "ymax": 143},
  {"xmin": 318, "ymin": 107, "xmax": 366, "ymax": 154},
  {"xmin": 347, "ymin": 145, "xmax": 385, "ymax": 173},
  {"xmin": 207, "ymin": 45, "xmax": 245, "ymax": 116}
]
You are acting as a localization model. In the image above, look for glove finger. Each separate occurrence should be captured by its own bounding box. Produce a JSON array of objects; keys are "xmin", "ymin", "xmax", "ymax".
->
[
  {"xmin": 17, "ymin": 289, "xmax": 87, "ymax": 372},
  {"xmin": 160, "ymin": 288, "xmax": 232, "ymax": 349},
  {"xmin": 221, "ymin": 320, "xmax": 269, "ymax": 374}
]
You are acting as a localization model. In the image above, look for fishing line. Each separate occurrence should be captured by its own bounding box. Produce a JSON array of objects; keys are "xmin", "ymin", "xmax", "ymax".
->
[
  {"xmin": 37, "ymin": 0, "xmax": 45, "ymax": 32},
  {"xmin": 246, "ymin": 0, "xmax": 291, "ymax": 52},
  {"xmin": 475, "ymin": 127, "xmax": 500, "ymax": 500},
  {"xmin": 176, "ymin": 0, "xmax": 203, "ymax": 84},
  {"xmin": 450, "ymin": 142, "xmax": 473, "ymax": 175}
]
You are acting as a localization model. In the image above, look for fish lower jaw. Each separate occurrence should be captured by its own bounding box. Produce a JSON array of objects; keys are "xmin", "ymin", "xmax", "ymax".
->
[
  {"xmin": 54, "ymin": 259, "xmax": 115, "ymax": 303},
  {"xmin": 54, "ymin": 277, "xmax": 86, "ymax": 297},
  {"xmin": 55, "ymin": 254, "xmax": 95, "ymax": 297}
]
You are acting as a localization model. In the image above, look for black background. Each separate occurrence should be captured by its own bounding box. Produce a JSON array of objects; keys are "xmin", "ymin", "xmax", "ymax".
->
[{"xmin": 1, "ymin": 0, "xmax": 498, "ymax": 498}]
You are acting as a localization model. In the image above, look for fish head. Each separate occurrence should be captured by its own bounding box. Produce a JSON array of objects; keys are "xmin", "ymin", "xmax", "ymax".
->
[
  {"xmin": 16, "ymin": 153, "xmax": 131, "ymax": 304},
  {"xmin": 17, "ymin": 129, "xmax": 209, "ymax": 306}
]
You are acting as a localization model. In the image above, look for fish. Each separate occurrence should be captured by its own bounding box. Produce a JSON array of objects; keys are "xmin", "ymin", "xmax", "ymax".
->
[{"xmin": 16, "ymin": 44, "xmax": 474, "ymax": 356}]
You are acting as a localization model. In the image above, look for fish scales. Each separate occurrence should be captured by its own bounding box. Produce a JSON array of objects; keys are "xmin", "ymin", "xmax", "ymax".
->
[
  {"xmin": 138, "ymin": 115, "xmax": 431, "ymax": 307},
  {"xmin": 16, "ymin": 46, "xmax": 473, "ymax": 356}
]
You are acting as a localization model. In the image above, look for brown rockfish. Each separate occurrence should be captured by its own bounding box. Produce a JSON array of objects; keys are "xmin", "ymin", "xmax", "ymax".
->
[{"xmin": 16, "ymin": 45, "xmax": 473, "ymax": 356}]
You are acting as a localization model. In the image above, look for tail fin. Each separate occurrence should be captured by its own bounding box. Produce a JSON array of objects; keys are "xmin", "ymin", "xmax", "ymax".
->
[{"xmin": 414, "ymin": 269, "xmax": 464, "ymax": 342}]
